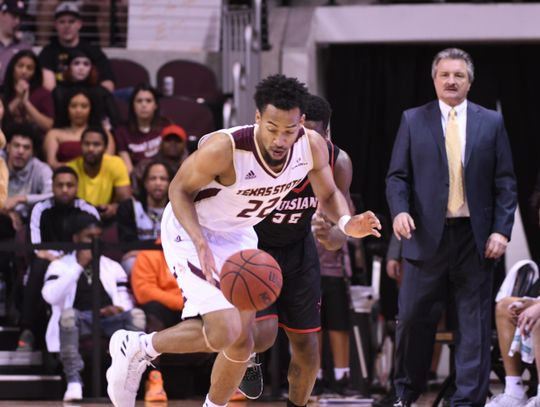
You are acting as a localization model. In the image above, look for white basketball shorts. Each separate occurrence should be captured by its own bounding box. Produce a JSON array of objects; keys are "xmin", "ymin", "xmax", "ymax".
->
[{"xmin": 161, "ymin": 203, "xmax": 259, "ymax": 318}]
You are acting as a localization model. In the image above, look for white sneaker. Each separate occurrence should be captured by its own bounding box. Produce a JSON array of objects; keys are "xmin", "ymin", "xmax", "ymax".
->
[
  {"xmin": 63, "ymin": 382, "xmax": 83, "ymax": 401},
  {"xmin": 106, "ymin": 330, "xmax": 154, "ymax": 407},
  {"xmin": 525, "ymin": 396, "xmax": 540, "ymax": 407},
  {"xmin": 486, "ymin": 393, "xmax": 527, "ymax": 407}
]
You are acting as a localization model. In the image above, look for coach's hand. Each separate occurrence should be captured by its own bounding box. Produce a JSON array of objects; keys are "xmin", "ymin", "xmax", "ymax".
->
[
  {"xmin": 393, "ymin": 212, "xmax": 415, "ymax": 240},
  {"xmin": 344, "ymin": 211, "xmax": 382, "ymax": 238},
  {"xmin": 196, "ymin": 240, "xmax": 218, "ymax": 286}
]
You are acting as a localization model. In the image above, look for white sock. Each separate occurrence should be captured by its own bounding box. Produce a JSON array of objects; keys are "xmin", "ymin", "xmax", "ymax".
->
[
  {"xmin": 317, "ymin": 369, "xmax": 323, "ymax": 380},
  {"xmin": 537, "ymin": 384, "xmax": 540, "ymax": 397},
  {"xmin": 139, "ymin": 332, "xmax": 160, "ymax": 359},
  {"xmin": 203, "ymin": 394, "xmax": 227, "ymax": 407},
  {"xmin": 334, "ymin": 367, "xmax": 350, "ymax": 381},
  {"xmin": 504, "ymin": 376, "xmax": 525, "ymax": 398}
]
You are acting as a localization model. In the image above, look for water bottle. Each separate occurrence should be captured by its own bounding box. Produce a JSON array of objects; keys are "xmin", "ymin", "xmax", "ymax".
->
[{"xmin": 162, "ymin": 76, "xmax": 174, "ymax": 97}]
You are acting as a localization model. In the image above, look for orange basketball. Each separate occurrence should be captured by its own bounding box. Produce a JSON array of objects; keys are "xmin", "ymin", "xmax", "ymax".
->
[{"xmin": 220, "ymin": 249, "xmax": 282, "ymax": 311}]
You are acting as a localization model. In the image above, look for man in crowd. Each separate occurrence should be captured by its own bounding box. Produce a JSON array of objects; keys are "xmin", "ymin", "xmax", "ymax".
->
[
  {"xmin": 17, "ymin": 166, "xmax": 99, "ymax": 351},
  {"xmin": 42, "ymin": 211, "xmax": 145, "ymax": 402},
  {"xmin": 0, "ymin": 0, "xmax": 30, "ymax": 87},
  {"xmin": 39, "ymin": 1, "xmax": 114, "ymax": 92},
  {"xmin": 68, "ymin": 126, "xmax": 131, "ymax": 220}
]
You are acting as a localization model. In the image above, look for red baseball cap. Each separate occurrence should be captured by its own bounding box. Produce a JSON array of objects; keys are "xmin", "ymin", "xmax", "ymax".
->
[{"xmin": 161, "ymin": 124, "xmax": 187, "ymax": 142}]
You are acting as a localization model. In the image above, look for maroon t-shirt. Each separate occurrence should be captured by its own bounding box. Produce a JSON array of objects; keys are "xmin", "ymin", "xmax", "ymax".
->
[
  {"xmin": 30, "ymin": 86, "xmax": 55, "ymax": 119},
  {"xmin": 114, "ymin": 125, "xmax": 161, "ymax": 165}
]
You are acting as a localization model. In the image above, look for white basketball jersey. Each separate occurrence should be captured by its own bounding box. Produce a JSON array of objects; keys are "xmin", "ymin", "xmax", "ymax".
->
[{"xmin": 193, "ymin": 124, "xmax": 314, "ymax": 231}]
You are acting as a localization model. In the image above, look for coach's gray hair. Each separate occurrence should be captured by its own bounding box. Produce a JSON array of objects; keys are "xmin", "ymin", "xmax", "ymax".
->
[{"xmin": 431, "ymin": 48, "xmax": 474, "ymax": 83}]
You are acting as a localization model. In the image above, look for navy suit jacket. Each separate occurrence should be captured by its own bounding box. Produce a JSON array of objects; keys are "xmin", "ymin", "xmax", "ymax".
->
[{"xmin": 386, "ymin": 100, "xmax": 517, "ymax": 260}]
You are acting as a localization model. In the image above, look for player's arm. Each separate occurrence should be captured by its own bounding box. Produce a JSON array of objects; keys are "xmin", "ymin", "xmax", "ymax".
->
[
  {"xmin": 312, "ymin": 148, "xmax": 354, "ymax": 250},
  {"xmin": 168, "ymin": 133, "xmax": 233, "ymax": 283},
  {"xmin": 307, "ymin": 131, "xmax": 381, "ymax": 239}
]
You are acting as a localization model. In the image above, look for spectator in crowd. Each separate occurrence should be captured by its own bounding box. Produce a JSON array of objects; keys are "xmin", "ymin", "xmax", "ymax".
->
[
  {"xmin": 43, "ymin": 89, "xmax": 115, "ymax": 169},
  {"xmin": 487, "ymin": 262, "xmax": 540, "ymax": 407},
  {"xmin": 117, "ymin": 159, "xmax": 173, "ymax": 274},
  {"xmin": 68, "ymin": 126, "xmax": 130, "ymax": 220},
  {"xmin": 0, "ymin": 123, "xmax": 6, "ymax": 208},
  {"xmin": 52, "ymin": 48, "xmax": 119, "ymax": 132},
  {"xmin": 131, "ymin": 242, "xmax": 184, "ymax": 402},
  {"xmin": 41, "ymin": 211, "xmax": 145, "ymax": 401},
  {"xmin": 3, "ymin": 124, "xmax": 52, "ymax": 224},
  {"xmin": 115, "ymin": 83, "xmax": 166, "ymax": 174},
  {"xmin": 17, "ymin": 166, "xmax": 99, "ymax": 352},
  {"xmin": 134, "ymin": 124, "xmax": 188, "ymax": 180},
  {"xmin": 2, "ymin": 49, "xmax": 54, "ymax": 134},
  {"xmin": 39, "ymin": 1, "xmax": 115, "ymax": 92},
  {"xmin": 0, "ymin": 0, "xmax": 31, "ymax": 87}
]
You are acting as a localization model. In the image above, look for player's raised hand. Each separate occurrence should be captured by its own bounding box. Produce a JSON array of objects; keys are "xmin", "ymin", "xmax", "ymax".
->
[
  {"xmin": 196, "ymin": 241, "xmax": 219, "ymax": 286},
  {"xmin": 343, "ymin": 211, "xmax": 382, "ymax": 238}
]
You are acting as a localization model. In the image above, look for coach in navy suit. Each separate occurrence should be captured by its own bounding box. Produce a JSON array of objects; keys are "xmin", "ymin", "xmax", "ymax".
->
[{"xmin": 386, "ymin": 48, "xmax": 517, "ymax": 407}]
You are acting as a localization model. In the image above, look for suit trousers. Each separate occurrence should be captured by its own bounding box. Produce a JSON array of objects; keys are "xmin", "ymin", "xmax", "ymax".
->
[{"xmin": 394, "ymin": 219, "xmax": 493, "ymax": 407}]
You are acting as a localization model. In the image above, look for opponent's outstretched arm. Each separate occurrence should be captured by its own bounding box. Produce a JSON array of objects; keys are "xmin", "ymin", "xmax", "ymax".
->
[{"xmin": 307, "ymin": 130, "xmax": 381, "ymax": 239}]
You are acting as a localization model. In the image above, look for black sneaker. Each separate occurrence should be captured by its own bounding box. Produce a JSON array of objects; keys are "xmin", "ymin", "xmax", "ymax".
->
[
  {"xmin": 238, "ymin": 353, "xmax": 263, "ymax": 399},
  {"xmin": 332, "ymin": 375, "xmax": 360, "ymax": 397},
  {"xmin": 312, "ymin": 378, "xmax": 325, "ymax": 396},
  {"xmin": 373, "ymin": 390, "xmax": 396, "ymax": 407}
]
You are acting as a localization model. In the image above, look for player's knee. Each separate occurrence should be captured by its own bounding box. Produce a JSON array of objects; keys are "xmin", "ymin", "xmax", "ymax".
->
[
  {"xmin": 205, "ymin": 310, "xmax": 243, "ymax": 350},
  {"xmin": 60, "ymin": 308, "xmax": 77, "ymax": 329},
  {"xmin": 254, "ymin": 318, "xmax": 278, "ymax": 352},
  {"xmin": 288, "ymin": 332, "xmax": 319, "ymax": 366}
]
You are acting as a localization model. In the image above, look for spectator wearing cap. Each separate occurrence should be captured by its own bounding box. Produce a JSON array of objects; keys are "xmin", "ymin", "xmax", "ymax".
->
[
  {"xmin": 134, "ymin": 123, "xmax": 188, "ymax": 187},
  {"xmin": 0, "ymin": 0, "xmax": 31, "ymax": 87},
  {"xmin": 38, "ymin": 1, "xmax": 114, "ymax": 93},
  {"xmin": 117, "ymin": 159, "xmax": 173, "ymax": 275},
  {"xmin": 52, "ymin": 48, "xmax": 119, "ymax": 131},
  {"xmin": 42, "ymin": 211, "xmax": 145, "ymax": 402},
  {"xmin": 68, "ymin": 126, "xmax": 130, "ymax": 220}
]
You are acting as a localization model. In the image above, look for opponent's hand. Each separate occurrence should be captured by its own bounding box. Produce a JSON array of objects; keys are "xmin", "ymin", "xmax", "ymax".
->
[
  {"xmin": 343, "ymin": 211, "xmax": 382, "ymax": 238},
  {"xmin": 392, "ymin": 212, "xmax": 415, "ymax": 240},
  {"xmin": 196, "ymin": 241, "xmax": 218, "ymax": 286},
  {"xmin": 311, "ymin": 212, "xmax": 334, "ymax": 241},
  {"xmin": 484, "ymin": 233, "xmax": 508, "ymax": 259}
]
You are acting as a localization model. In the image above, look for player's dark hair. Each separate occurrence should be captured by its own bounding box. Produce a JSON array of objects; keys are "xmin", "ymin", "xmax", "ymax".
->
[
  {"xmin": 254, "ymin": 74, "xmax": 309, "ymax": 114},
  {"xmin": 304, "ymin": 94, "xmax": 332, "ymax": 130}
]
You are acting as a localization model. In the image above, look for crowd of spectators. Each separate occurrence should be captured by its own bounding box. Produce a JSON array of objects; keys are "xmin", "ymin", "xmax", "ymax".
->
[{"xmin": 0, "ymin": 1, "xmax": 192, "ymax": 401}]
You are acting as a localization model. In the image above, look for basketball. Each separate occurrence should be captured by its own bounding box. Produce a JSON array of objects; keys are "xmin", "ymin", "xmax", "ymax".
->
[{"xmin": 220, "ymin": 249, "xmax": 283, "ymax": 311}]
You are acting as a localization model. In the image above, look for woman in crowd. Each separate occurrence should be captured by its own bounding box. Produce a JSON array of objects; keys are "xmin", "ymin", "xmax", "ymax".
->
[
  {"xmin": 116, "ymin": 159, "xmax": 173, "ymax": 274},
  {"xmin": 52, "ymin": 49, "xmax": 119, "ymax": 131},
  {"xmin": 2, "ymin": 50, "xmax": 54, "ymax": 135},
  {"xmin": 115, "ymin": 83, "xmax": 167, "ymax": 174},
  {"xmin": 43, "ymin": 89, "xmax": 115, "ymax": 169}
]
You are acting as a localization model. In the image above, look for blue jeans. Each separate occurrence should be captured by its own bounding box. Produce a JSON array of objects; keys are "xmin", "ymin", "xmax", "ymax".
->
[{"xmin": 59, "ymin": 308, "xmax": 145, "ymax": 383}]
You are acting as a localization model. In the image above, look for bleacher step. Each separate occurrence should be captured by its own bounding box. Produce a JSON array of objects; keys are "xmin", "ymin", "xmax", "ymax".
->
[{"xmin": 0, "ymin": 374, "xmax": 63, "ymax": 400}]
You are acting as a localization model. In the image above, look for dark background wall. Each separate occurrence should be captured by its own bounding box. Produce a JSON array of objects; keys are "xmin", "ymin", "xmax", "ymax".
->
[{"xmin": 322, "ymin": 43, "xmax": 540, "ymax": 263}]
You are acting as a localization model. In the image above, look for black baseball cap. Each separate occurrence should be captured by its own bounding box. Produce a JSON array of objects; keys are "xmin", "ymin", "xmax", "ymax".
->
[{"xmin": 0, "ymin": 0, "xmax": 25, "ymax": 16}]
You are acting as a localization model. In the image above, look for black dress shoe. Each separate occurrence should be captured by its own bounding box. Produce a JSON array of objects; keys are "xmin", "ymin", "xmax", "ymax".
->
[{"xmin": 393, "ymin": 398, "xmax": 412, "ymax": 407}]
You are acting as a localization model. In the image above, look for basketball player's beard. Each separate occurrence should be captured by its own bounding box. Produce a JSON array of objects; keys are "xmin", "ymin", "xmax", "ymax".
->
[{"xmin": 262, "ymin": 149, "xmax": 286, "ymax": 168}]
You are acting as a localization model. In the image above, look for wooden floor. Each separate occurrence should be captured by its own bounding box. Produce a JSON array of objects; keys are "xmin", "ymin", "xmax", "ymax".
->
[{"xmin": 0, "ymin": 400, "xmax": 372, "ymax": 407}]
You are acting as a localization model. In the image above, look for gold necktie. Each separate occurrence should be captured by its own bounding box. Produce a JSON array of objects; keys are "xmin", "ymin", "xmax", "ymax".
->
[{"xmin": 446, "ymin": 108, "xmax": 464, "ymax": 214}]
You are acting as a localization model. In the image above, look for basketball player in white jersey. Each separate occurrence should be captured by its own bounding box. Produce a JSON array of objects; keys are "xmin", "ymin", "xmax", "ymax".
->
[{"xmin": 106, "ymin": 74, "xmax": 381, "ymax": 407}]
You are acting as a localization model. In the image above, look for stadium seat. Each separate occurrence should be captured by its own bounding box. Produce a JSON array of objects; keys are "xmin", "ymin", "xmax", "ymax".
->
[
  {"xmin": 159, "ymin": 97, "xmax": 215, "ymax": 138},
  {"xmin": 110, "ymin": 58, "xmax": 150, "ymax": 90}
]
